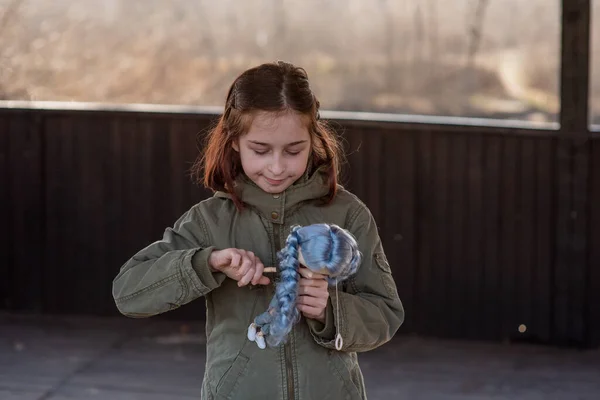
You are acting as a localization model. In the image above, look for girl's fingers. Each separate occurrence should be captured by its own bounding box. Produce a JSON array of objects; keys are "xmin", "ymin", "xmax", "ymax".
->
[
  {"xmin": 216, "ymin": 249, "xmax": 272, "ymax": 287},
  {"xmin": 297, "ymin": 303, "xmax": 322, "ymax": 317},
  {"xmin": 298, "ymin": 267, "xmax": 326, "ymax": 280},
  {"xmin": 238, "ymin": 268, "xmax": 255, "ymax": 287},
  {"xmin": 237, "ymin": 253, "xmax": 255, "ymax": 286},
  {"xmin": 299, "ymin": 278, "xmax": 329, "ymax": 289},
  {"xmin": 298, "ymin": 286, "xmax": 329, "ymax": 299},
  {"xmin": 256, "ymin": 276, "xmax": 270, "ymax": 285},
  {"xmin": 238, "ymin": 256, "xmax": 253, "ymax": 277},
  {"xmin": 298, "ymin": 295, "xmax": 327, "ymax": 307},
  {"xmin": 251, "ymin": 259, "xmax": 265, "ymax": 285},
  {"xmin": 229, "ymin": 251, "xmax": 242, "ymax": 268},
  {"xmin": 298, "ymin": 267, "xmax": 314, "ymax": 279}
]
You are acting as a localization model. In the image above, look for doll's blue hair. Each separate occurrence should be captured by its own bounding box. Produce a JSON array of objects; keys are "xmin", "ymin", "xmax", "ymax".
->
[{"xmin": 263, "ymin": 223, "xmax": 361, "ymax": 348}]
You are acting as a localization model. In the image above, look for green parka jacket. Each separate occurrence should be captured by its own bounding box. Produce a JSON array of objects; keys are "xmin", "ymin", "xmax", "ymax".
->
[{"xmin": 112, "ymin": 168, "xmax": 404, "ymax": 400}]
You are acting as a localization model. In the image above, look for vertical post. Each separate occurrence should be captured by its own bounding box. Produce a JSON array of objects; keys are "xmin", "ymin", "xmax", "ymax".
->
[
  {"xmin": 560, "ymin": 0, "xmax": 590, "ymax": 133},
  {"xmin": 555, "ymin": 0, "xmax": 590, "ymax": 345},
  {"xmin": 0, "ymin": 112, "xmax": 10, "ymax": 310}
]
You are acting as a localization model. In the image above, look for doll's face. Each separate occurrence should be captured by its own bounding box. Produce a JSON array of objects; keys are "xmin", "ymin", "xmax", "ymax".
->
[
  {"xmin": 298, "ymin": 247, "xmax": 330, "ymax": 276},
  {"xmin": 298, "ymin": 247, "xmax": 307, "ymax": 267}
]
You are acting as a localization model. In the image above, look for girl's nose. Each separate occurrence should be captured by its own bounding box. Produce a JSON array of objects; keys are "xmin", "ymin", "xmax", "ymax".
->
[{"xmin": 269, "ymin": 157, "xmax": 284, "ymax": 175}]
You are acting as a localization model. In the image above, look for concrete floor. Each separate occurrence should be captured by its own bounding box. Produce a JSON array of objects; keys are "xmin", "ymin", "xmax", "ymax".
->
[{"xmin": 1, "ymin": 313, "xmax": 599, "ymax": 400}]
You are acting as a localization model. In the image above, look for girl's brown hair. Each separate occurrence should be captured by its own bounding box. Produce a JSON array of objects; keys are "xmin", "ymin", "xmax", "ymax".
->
[{"xmin": 191, "ymin": 61, "xmax": 343, "ymax": 209}]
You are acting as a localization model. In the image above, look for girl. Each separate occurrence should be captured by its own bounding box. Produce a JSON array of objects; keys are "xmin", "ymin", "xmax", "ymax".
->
[{"xmin": 112, "ymin": 61, "xmax": 404, "ymax": 400}]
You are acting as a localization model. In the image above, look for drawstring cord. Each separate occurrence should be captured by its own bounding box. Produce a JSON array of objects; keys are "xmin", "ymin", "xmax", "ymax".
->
[{"xmin": 334, "ymin": 279, "xmax": 343, "ymax": 351}]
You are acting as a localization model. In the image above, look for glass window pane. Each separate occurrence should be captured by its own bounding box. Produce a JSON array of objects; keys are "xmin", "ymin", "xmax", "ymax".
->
[
  {"xmin": 591, "ymin": 0, "xmax": 600, "ymax": 128},
  {"xmin": 1, "ymin": 0, "xmax": 560, "ymax": 121}
]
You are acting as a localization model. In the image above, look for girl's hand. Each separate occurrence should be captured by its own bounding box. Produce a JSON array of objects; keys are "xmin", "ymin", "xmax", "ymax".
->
[
  {"xmin": 209, "ymin": 249, "xmax": 270, "ymax": 287},
  {"xmin": 297, "ymin": 267, "xmax": 329, "ymax": 323}
]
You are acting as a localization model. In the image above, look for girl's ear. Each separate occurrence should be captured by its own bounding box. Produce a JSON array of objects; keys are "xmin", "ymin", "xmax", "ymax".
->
[{"xmin": 232, "ymin": 140, "xmax": 240, "ymax": 152}]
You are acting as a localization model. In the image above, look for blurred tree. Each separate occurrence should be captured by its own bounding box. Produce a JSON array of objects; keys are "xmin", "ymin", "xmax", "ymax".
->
[{"xmin": 0, "ymin": 0, "xmax": 26, "ymax": 100}]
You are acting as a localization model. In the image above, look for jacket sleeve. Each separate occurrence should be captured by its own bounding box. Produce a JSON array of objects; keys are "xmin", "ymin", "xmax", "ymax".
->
[
  {"xmin": 306, "ymin": 203, "xmax": 405, "ymax": 352},
  {"xmin": 112, "ymin": 205, "xmax": 226, "ymax": 318}
]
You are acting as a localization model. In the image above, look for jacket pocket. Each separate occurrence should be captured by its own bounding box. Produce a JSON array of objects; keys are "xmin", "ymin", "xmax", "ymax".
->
[
  {"xmin": 374, "ymin": 253, "xmax": 398, "ymax": 298},
  {"xmin": 215, "ymin": 353, "xmax": 250, "ymax": 400},
  {"xmin": 374, "ymin": 253, "xmax": 391, "ymax": 273},
  {"xmin": 202, "ymin": 375, "xmax": 215, "ymax": 400},
  {"xmin": 328, "ymin": 352, "xmax": 363, "ymax": 400}
]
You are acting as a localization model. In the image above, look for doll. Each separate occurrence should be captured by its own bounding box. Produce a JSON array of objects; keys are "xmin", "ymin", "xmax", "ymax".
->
[{"xmin": 247, "ymin": 224, "xmax": 361, "ymax": 350}]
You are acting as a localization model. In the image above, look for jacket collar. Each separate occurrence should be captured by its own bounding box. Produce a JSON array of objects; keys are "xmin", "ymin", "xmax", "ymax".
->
[{"xmin": 215, "ymin": 167, "xmax": 329, "ymax": 224}]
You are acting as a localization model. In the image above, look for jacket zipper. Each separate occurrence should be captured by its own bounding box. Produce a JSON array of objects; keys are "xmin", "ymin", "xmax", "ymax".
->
[{"xmin": 273, "ymin": 223, "xmax": 295, "ymax": 400}]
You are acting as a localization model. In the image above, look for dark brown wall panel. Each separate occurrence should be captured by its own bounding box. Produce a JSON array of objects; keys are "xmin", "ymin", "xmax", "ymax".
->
[
  {"xmin": 0, "ymin": 108, "xmax": 596, "ymax": 347},
  {"xmin": 589, "ymin": 139, "xmax": 600, "ymax": 347}
]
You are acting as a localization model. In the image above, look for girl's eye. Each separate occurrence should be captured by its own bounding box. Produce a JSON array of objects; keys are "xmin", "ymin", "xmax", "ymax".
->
[{"xmin": 251, "ymin": 148, "xmax": 302, "ymax": 156}]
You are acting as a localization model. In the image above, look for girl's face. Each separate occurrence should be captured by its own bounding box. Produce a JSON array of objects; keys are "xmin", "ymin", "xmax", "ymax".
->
[{"xmin": 233, "ymin": 111, "xmax": 311, "ymax": 194}]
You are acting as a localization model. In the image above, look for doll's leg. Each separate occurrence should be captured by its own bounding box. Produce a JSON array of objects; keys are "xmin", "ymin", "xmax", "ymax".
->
[
  {"xmin": 247, "ymin": 323, "xmax": 258, "ymax": 341},
  {"xmin": 255, "ymin": 332, "xmax": 266, "ymax": 349},
  {"xmin": 254, "ymin": 309, "xmax": 274, "ymax": 326},
  {"xmin": 253, "ymin": 295, "xmax": 278, "ymax": 327},
  {"xmin": 248, "ymin": 323, "xmax": 269, "ymax": 350},
  {"xmin": 248, "ymin": 295, "xmax": 278, "ymax": 347}
]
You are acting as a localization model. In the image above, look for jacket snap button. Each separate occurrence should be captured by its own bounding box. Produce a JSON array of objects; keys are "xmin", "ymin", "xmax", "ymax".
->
[
  {"xmin": 273, "ymin": 194, "xmax": 280, "ymax": 199},
  {"xmin": 271, "ymin": 211, "xmax": 279, "ymax": 220}
]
